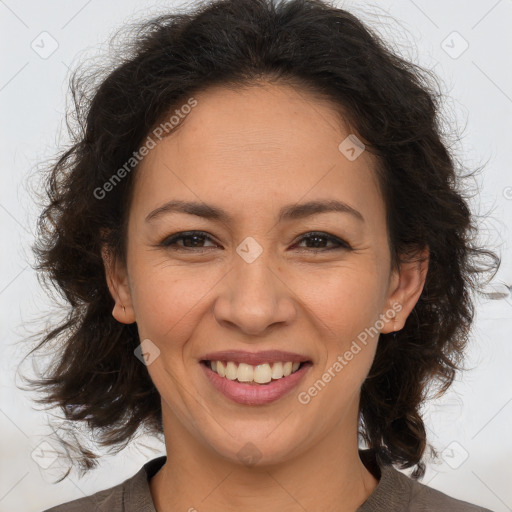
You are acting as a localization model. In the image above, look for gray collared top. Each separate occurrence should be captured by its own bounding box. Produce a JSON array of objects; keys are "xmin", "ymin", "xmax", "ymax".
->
[{"xmin": 42, "ymin": 450, "xmax": 494, "ymax": 512}]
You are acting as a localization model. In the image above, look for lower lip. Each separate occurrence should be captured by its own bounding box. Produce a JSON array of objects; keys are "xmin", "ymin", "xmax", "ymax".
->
[{"xmin": 201, "ymin": 362, "xmax": 311, "ymax": 405}]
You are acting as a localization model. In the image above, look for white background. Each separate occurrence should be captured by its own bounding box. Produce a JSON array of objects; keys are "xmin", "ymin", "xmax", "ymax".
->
[{"xmin": 1, "ymin": 0, "xmax": 511, "ymax": 511}]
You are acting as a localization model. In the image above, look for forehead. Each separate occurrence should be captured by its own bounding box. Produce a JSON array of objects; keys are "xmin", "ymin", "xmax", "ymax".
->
[{"xmin": 132, "ymin": 83, "xmax": 384, "ymax": 225}]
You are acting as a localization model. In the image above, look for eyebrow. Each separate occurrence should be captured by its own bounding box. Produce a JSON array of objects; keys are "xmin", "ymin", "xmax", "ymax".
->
[{"xmin": 145, "ymin": 199, "xmax": 365, "ymax": 224}]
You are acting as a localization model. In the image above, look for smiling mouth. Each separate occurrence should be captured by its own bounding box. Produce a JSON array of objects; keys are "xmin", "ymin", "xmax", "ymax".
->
[{"xmin": 200, "ymin": 360, "xmax": 311, "ymax": 385}]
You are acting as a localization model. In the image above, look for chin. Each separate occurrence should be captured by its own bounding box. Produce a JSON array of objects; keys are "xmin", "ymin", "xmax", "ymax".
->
[{"xmin": 200, "ymin": 423, "xmax": 307, "ymax": 469}]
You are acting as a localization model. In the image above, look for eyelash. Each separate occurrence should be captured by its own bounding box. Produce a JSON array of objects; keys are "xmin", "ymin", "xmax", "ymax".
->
[{"xmin": 159, "ymin": 230, "xmax": 352, "ymax": 252}]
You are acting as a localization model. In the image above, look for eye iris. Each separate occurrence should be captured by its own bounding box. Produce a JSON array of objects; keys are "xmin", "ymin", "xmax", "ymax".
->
[
  {"xmin": 182, "ymin": 234, "xmax": 205, "ymax": 247},
  {"xmin": 162, "ymin": 231, "xmax": 346, "ymax": 251},
  {"xmin": 306, "ymin": 235, "xmax": 327, "ymax": 248},
  {"xmin": 301, "ymin": 233, "xmax": 337, "ymax": 249}
]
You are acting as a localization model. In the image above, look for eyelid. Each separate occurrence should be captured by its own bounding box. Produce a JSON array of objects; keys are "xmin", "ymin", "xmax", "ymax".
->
[
  {"xmin": 159, "ymin": 230, "xmax": 352, "ymax": 251},
  {"xmin": 293, "ymin": 231, "xmax": 352, "ymax": 250},
  {"xmin": 160, "ymin": 230, "xmax": 219, "ymax": 248}
]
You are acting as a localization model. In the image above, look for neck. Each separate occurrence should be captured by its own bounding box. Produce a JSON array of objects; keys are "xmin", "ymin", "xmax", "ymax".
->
[{"xmin": 150, "ymin": 404, "xmax": 378, "ymax": 512}]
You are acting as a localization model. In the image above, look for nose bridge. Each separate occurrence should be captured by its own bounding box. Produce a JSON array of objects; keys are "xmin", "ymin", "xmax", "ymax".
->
[
  {"xmin": 234, "ymin": 240, "xmax": 277, "ymax": 303},
  {"xmin": 213, "ymin": 238, "xmax": 296, "ymax": 335}
]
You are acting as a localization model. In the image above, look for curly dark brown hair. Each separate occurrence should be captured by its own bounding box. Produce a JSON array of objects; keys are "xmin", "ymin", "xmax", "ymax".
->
[{"xmin": 19, "ymin": 0, "xmax": 500, "ymax": 482}]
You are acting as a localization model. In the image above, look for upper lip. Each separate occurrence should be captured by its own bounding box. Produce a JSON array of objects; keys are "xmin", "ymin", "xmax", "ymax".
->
[{"xmin": 200, "ymin": 350, "xmax": 311, "ymax": 366}]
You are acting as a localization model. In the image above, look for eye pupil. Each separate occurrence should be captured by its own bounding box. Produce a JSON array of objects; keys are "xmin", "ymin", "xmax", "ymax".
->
[
  {"xmin": 183, "ymin": 234, "xmax": 204, "ymax": 247},
  {"xmin": 306, "ymin": 235, "xmax": 325, "ymax": 248},
  {"xmin": 299, "ymin": 232, "xmax": 343, "ymax": 250},
  {"xmin": 161, "ymin": 231, "xmax": 349, "ymax": 252}
]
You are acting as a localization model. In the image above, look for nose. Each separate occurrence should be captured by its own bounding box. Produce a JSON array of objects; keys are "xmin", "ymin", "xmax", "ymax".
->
[{"xmin": 212, "ymin": 250, "xmax": 297, "ymax": 337}]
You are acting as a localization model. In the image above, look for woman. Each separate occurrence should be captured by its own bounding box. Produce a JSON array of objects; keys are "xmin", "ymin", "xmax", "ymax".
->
[{"xmin": 24, "ymin": 0, "xmax": 499, "ymax": 510}]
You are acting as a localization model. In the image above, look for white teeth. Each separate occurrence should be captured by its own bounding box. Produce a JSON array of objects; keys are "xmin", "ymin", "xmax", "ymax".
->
[
  {"xmin": 237, "ymin": 363, "xmax": 254, "ymax": 382},
  {"xmin": 271, "ymin": 361, "xmax": 283, "ymax": 379},
  {"xmin": 208, "ymin": 360, "xmax": 304, "ymax": 383},
  {"xmin": 253, "ymin": 364, "xmax": 272, "ymax": 383},
  {"xmin": 225, "ymin": 361, "xmax": 237, "ymax": 380}
]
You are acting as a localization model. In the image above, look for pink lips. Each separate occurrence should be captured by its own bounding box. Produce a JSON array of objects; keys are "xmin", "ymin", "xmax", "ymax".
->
[{"xmin": 200, "ymin": 359, "xmax": 312, "ymax": 405}]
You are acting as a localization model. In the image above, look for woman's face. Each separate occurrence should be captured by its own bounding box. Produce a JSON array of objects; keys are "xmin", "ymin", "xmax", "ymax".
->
[{"xmin": 105, "ymin": 82, "xmax": 427, "ymax": 466}]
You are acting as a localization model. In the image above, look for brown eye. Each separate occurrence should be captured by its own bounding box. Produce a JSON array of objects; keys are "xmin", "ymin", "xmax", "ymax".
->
[
  {"xmin": 158, "ymin": 230, "xmax": 351, "ymax": 252},
  {"xmin": 294, "ymin": 232, "xmax": 351, "ymax": 251},
  {"xmin": 160, "ymin": 231, "xmax": 219, "ymax": 250}
]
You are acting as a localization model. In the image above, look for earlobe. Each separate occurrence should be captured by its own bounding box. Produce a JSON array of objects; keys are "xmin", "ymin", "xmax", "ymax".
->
[
  {"xmin": 101, "ymin": 245, "xmax": 136, "ymax": 324},
  {"xmin": 381, "ymin": 246, "xmax": 429, "ymax": 334}
]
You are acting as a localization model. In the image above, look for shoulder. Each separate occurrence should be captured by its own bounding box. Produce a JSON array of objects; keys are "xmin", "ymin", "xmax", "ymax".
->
[
  {"xmin": 41, "ymin": 483, "xmax": 123, "ymax": 511},
  {"xmin": 40, "ymin": 455, "xmax": 166, "ymax": 512},
  {"xmin": 357, "ymin": 450, "xmax": 495, "ymax": 512},
  {"xmin": 40, "ymin": 480, "xmax": 125, "ymax": 512},
  {"xmin": 386, "ymin": 466, "xmax": 495, "ymax": 512}
]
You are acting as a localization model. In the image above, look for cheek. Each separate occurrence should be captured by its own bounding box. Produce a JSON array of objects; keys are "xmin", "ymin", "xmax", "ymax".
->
[
  {"xmin": 298, "ymin": 262, "xmax": 386, "ymax": 336},
  {"xmin": 128, "ymin": 255, "xmax": 224, "ymax": 343},
  {"xmin": 298, "ymin": 263, "xmax": 386, "ymax": 390},
  {"xmin": 128, "ymin": 243, "xmax": 388, "ymax": 357}
]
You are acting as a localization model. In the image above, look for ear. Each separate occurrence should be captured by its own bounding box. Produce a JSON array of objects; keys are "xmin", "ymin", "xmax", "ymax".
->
[
  {"xmin": 101, "ymin": 244, "xmax": 136, "ymax": 324},
  {"xmin": 380, "ymin": 246, "xmax": 429, "ymax": 334}
]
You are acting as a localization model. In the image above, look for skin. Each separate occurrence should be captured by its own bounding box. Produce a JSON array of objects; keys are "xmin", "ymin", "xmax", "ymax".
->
[{"xmin": 103, "ymin": 82, "xmax": 429, "ymax": 512}]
